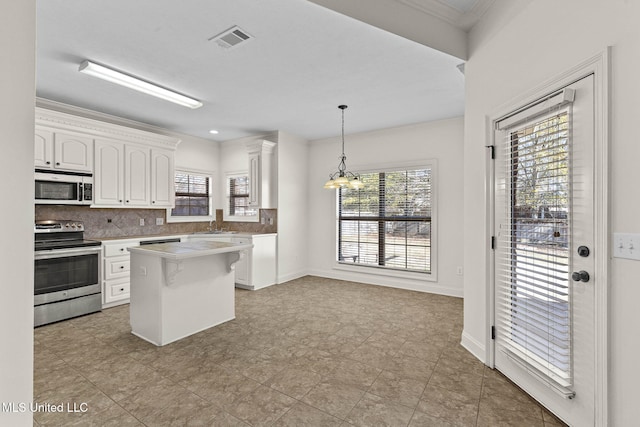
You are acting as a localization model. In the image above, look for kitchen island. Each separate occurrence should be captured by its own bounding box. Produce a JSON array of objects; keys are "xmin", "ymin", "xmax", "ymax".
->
[{"xmin": 127, "ymin": 240, "xmax": 252, "ymax": 346}]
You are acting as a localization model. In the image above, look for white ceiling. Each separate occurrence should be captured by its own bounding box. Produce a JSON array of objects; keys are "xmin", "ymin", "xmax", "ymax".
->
[
  {"xmin": 35, "ymin": 0, "xmax": 483, "ymax": 142},
  {"xmin": 398, "ymin": 0, "xmax": 495, "ymax": 31}
]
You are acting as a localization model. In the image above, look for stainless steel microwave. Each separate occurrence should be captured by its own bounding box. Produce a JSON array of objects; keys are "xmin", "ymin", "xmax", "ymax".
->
[{"xmin": 35, "ymin": 170, "xmax": 93, "ymax": 205}]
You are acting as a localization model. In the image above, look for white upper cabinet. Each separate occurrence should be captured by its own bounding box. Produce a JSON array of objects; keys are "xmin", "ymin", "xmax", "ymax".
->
[
  {"xmin": 150, "ymin": 148, "xmax": 174, "ymax": 208},
  {"xmin": 54, "ymin": 132, "xmax": 93, "ymax": 172},
  {"xmin": 124, "ymin": 145, "xmax": 151, "ymax": 207},
  {"xmin": 35, "ymin": 107, "xmax": 180, "ymax": 209},
  {"xmin": 246, "ymin": 140, "xmax": 276, "ymax": 209},
  {"xmin": 93, "ymin": 142, "xmax": 175, "ymax": 209},
  {"xmin": 35, "ymin": 127, "xmax": 93, "ymax": 173},
  {"xmin": 93, "ymin": 139, "xmax": 124, "ymax": 206},
  {"xmin": 34, "ymin": 128, "xmax": 53, "ymax": 168}
]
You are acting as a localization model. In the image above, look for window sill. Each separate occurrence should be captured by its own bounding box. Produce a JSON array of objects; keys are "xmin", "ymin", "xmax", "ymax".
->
[
  {"xmin": 333, "ymin": 262, "xmax": 437, "ymax": 282},
  {"xmin": 166, "ymin": 215, "xmax": 214, "ymax": 224},
  {"xmin": 223, "ymin": 214, "xmax": 259, "ymax": 223}
]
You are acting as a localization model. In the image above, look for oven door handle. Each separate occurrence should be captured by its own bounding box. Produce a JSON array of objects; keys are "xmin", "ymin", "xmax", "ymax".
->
[{"xmin": 35, "ymin": 246, "xmax": 102, "ymax": 260}]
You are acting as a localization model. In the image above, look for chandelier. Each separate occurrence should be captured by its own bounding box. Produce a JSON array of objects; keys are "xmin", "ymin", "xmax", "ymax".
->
[{"xmin": 323, "ymin": 105, "xmax": 364, "ymax": 190}]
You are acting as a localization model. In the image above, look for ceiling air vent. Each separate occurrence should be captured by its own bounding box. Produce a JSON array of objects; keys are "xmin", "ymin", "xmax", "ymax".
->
[{"xmin": 209, "ymin": 26, "xmax": 252, "ymax": 49}]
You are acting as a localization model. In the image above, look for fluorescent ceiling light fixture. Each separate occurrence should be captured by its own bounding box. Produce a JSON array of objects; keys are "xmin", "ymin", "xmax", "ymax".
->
[{"xmin": 79, "ymin": 60, "xmax": 203, "ymax": 109}]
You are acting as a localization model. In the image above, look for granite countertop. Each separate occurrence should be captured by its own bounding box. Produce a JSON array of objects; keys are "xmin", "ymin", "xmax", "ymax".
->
[
  {"xmin": 127, "ymin": 240, "xmax": 253, "ymax": 260},
  {"xmin": 98, "ymin": 231, "xmax": 276, "ymax": 241},
  {"xmin": 99, "ymin": 233, "xmax": 189, "ymax": 242}
]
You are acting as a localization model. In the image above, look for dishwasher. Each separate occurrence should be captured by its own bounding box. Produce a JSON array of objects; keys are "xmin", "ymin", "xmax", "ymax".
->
[{"xmin": 139, "ymin": 237, "xmax": 181, "ymax": 246}]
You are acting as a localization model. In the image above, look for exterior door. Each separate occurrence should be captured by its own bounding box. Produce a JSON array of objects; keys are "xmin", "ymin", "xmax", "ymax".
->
[{"xmin": 493, "ymin": 75, "xmax": 595, "ymax": 425}]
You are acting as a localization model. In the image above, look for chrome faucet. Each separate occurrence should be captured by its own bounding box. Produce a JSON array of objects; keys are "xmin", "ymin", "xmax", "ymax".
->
[{"xmin": 208, "ymin": 219, "xmax": 215, "ymax": 232}]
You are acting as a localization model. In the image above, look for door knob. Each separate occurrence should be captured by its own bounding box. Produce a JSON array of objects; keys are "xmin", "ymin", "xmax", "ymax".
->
[{"xmin": 571, "ymin": 270, "xmax": 590, "ymax": 282}]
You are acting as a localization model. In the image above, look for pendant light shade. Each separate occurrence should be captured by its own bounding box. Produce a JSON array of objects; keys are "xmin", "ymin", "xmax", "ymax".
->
[{"xmin": 323, "ymin": 105, "xmax": 363, "ymax": 190}]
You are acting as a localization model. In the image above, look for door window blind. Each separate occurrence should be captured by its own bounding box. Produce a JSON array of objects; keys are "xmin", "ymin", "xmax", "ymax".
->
[{"xmin": 495, "ymin": 105, "xmax": 575, "ymax": 397}]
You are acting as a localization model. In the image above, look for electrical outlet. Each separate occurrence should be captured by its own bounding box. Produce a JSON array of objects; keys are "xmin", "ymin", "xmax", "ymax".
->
[
  {"xmin": 139, "ymin": 218, "xmax": 145, "ymax": 226},
  {"xmin": 613, "ymin": 232, "xmax": 640, "ymax": 260},
  {"xmin": 156, "ymin": 218, "xmax": 164, "ymax": 225},
  {"xmin": 268, "ymin": 218, "xmax": 273, "ymax": 225}
]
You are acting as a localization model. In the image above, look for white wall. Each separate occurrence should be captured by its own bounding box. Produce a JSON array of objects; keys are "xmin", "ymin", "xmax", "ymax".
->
[
  {"xmin": 0, "ymin": 0, "xmax": 35, "ymax": 425},
  {"xmin": 276, "ymin": 131, "xmax": 309, "ymax": 282},
  {"xmin": 463, "ymin": 1, "xmax": 640, "ymax": 424},
  {"xmin": 308, "ymin": 117, "xmax": 464, "ymax": 296},
  {"xmin": 174, "ymin": 135, "xmax": 221, "ymax": 207},
  {"xmin": 219, "ymin": 133, "xmax": 277, "ymax": 212}
]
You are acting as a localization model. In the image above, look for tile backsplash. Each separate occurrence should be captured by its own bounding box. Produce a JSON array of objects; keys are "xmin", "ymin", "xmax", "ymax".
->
[{"xmin": 35, "ymin": 206, "xmax": 277, "ymax": 239}]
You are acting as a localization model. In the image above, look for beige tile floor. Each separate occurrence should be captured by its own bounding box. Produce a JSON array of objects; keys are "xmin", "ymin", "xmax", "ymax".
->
[{"xmin": 33, "ymin": 276, "xmax": 567, "ymax": 426}]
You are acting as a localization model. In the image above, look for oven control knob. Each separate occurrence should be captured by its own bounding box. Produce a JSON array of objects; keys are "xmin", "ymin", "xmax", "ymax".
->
[{"xmin": 65, "ymin": 223, "xmax": 71, "ymax": 228}]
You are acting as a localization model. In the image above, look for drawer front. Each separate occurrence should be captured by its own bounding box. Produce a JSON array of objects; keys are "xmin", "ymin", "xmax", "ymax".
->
[
  {"xmin": 104, "ymin": 279, "xmax": 130, "ymax": 304},
  {"xmin": 104, "ymin": 241, "xmax": 138, "ymax": 257},
  {"xmin": 232, "ymin": 237, "xmax": 251, "ymax": 245},
  {"xmin": 105, "ymin": 256, "xmax": 130, "ymax": 280}
]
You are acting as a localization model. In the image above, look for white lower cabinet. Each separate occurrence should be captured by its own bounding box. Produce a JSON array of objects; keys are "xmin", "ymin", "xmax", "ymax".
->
[
  {"xmin": 102, "ymin": 233, "xmax": 276, "ymax": 307},
  {"xmin": 233, "ymin": 234, "xmax": 277, "ymax": 290},
  {"xmin": 232, "ymin": 237, "xmax": 251, "ymax": 286},
  {"xmin": 105, "ymin": 279, "xmax": 130, "ymax": 303},
  {"xmin": 102, "ymin": 239, "xmax": 140, "ymax": 307},
  {"xmin": 187, "ymin": 233, "xmax": 277, "ymax": 290}
]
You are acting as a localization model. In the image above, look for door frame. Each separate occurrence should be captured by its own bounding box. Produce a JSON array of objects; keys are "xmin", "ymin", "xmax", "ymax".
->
[{"xmin": 485, "ymin": 48, "xmax": 610, "ymax": 425}]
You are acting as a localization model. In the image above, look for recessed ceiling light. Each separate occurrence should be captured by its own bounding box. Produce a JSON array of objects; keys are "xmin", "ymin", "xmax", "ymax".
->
[
  {"xmin": 78, "ymin": 60, "xmax": 203, "ymax": 109},
  {"xmin": 209, "ymin": 130, "xmax": 219, "ymax": 135}
]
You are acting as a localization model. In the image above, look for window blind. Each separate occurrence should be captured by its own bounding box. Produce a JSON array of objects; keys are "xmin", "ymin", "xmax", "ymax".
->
[
  {"xmin": 171, "ymin": 172, "xmax": 210, "ymax": 216},
  {"xmin": 229, "ymin": 175, "xmax": 257, "ymax": 217},
  {"xmin": 495, "ymin": 106, "xmax": 575, "ymax": 397},
  {"xmin": 338, "ymin": 167, "xmax": 432, "ymax": 273}
]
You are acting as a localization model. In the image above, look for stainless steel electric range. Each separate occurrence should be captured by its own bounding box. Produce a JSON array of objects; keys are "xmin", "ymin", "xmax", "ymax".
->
[{"xmin": 34, "ymin": 220, "xmax": 102, "ymax": 327}]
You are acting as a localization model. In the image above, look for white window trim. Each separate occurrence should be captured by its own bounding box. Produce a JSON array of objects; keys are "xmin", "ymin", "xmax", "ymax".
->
[
  {"xmin": 166, "ymin": 167, "xmax": 214, "ymax": 223},
  {"xmin": 223, "ymin": 171, "xmax": 259, "ymax": 223},
  {"xmin": 333, "ymin": 159, "xmax": 438, "ymax": 282}
]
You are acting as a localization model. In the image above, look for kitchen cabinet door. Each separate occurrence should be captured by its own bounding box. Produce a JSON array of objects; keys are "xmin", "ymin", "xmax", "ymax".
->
[
  {"xmin": 246, "ymin": 140, "xmax": 276, "ymax": 209},
  {"xmin": 34, "ymin": 128, "xmax": 54, "ymax": 168},
  {"xmin": 232, "ymin": 237, "xmax": 251, "ymax": 285},
  {"xmin": 248, "ymin": 151, "xmax": 261, "ymax": 208},
  {"xmin": 150, "ymin": 148, "xmax": 174, "ymax": 208},
  {"xmin": 124, "ymin": 145, "xmax": 151, "ymax": 206},
  {"xmin": 93, "ymin": 139, "xmax": 124, "ymax": 206},
  {"xmin": 53, "ymin": 132, "xmax": 93, "ymax": 172}
]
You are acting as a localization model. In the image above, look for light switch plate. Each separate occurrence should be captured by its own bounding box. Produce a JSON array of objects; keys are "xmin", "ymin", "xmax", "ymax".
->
[{"xmin": 613, "ymin": 233, "xmax": 640, "ymax": 260}]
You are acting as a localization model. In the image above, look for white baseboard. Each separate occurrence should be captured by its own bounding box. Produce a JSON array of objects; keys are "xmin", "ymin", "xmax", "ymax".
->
[
  {"xmin": 307, "ymin": 268, "xmax": 463, "ymax": 298},
  {"xmin": 277, "ymin": 269, "xmax": 308, "ymax": 284},
  {"xmin": 461, "ymin": 330, "xmax": 486, "ymax": 364}
]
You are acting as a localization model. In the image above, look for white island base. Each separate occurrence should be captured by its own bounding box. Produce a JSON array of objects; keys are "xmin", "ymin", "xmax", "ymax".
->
[{"xmin": 128, "ymin": 241, "xmax": 252, "ymax": 346}]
